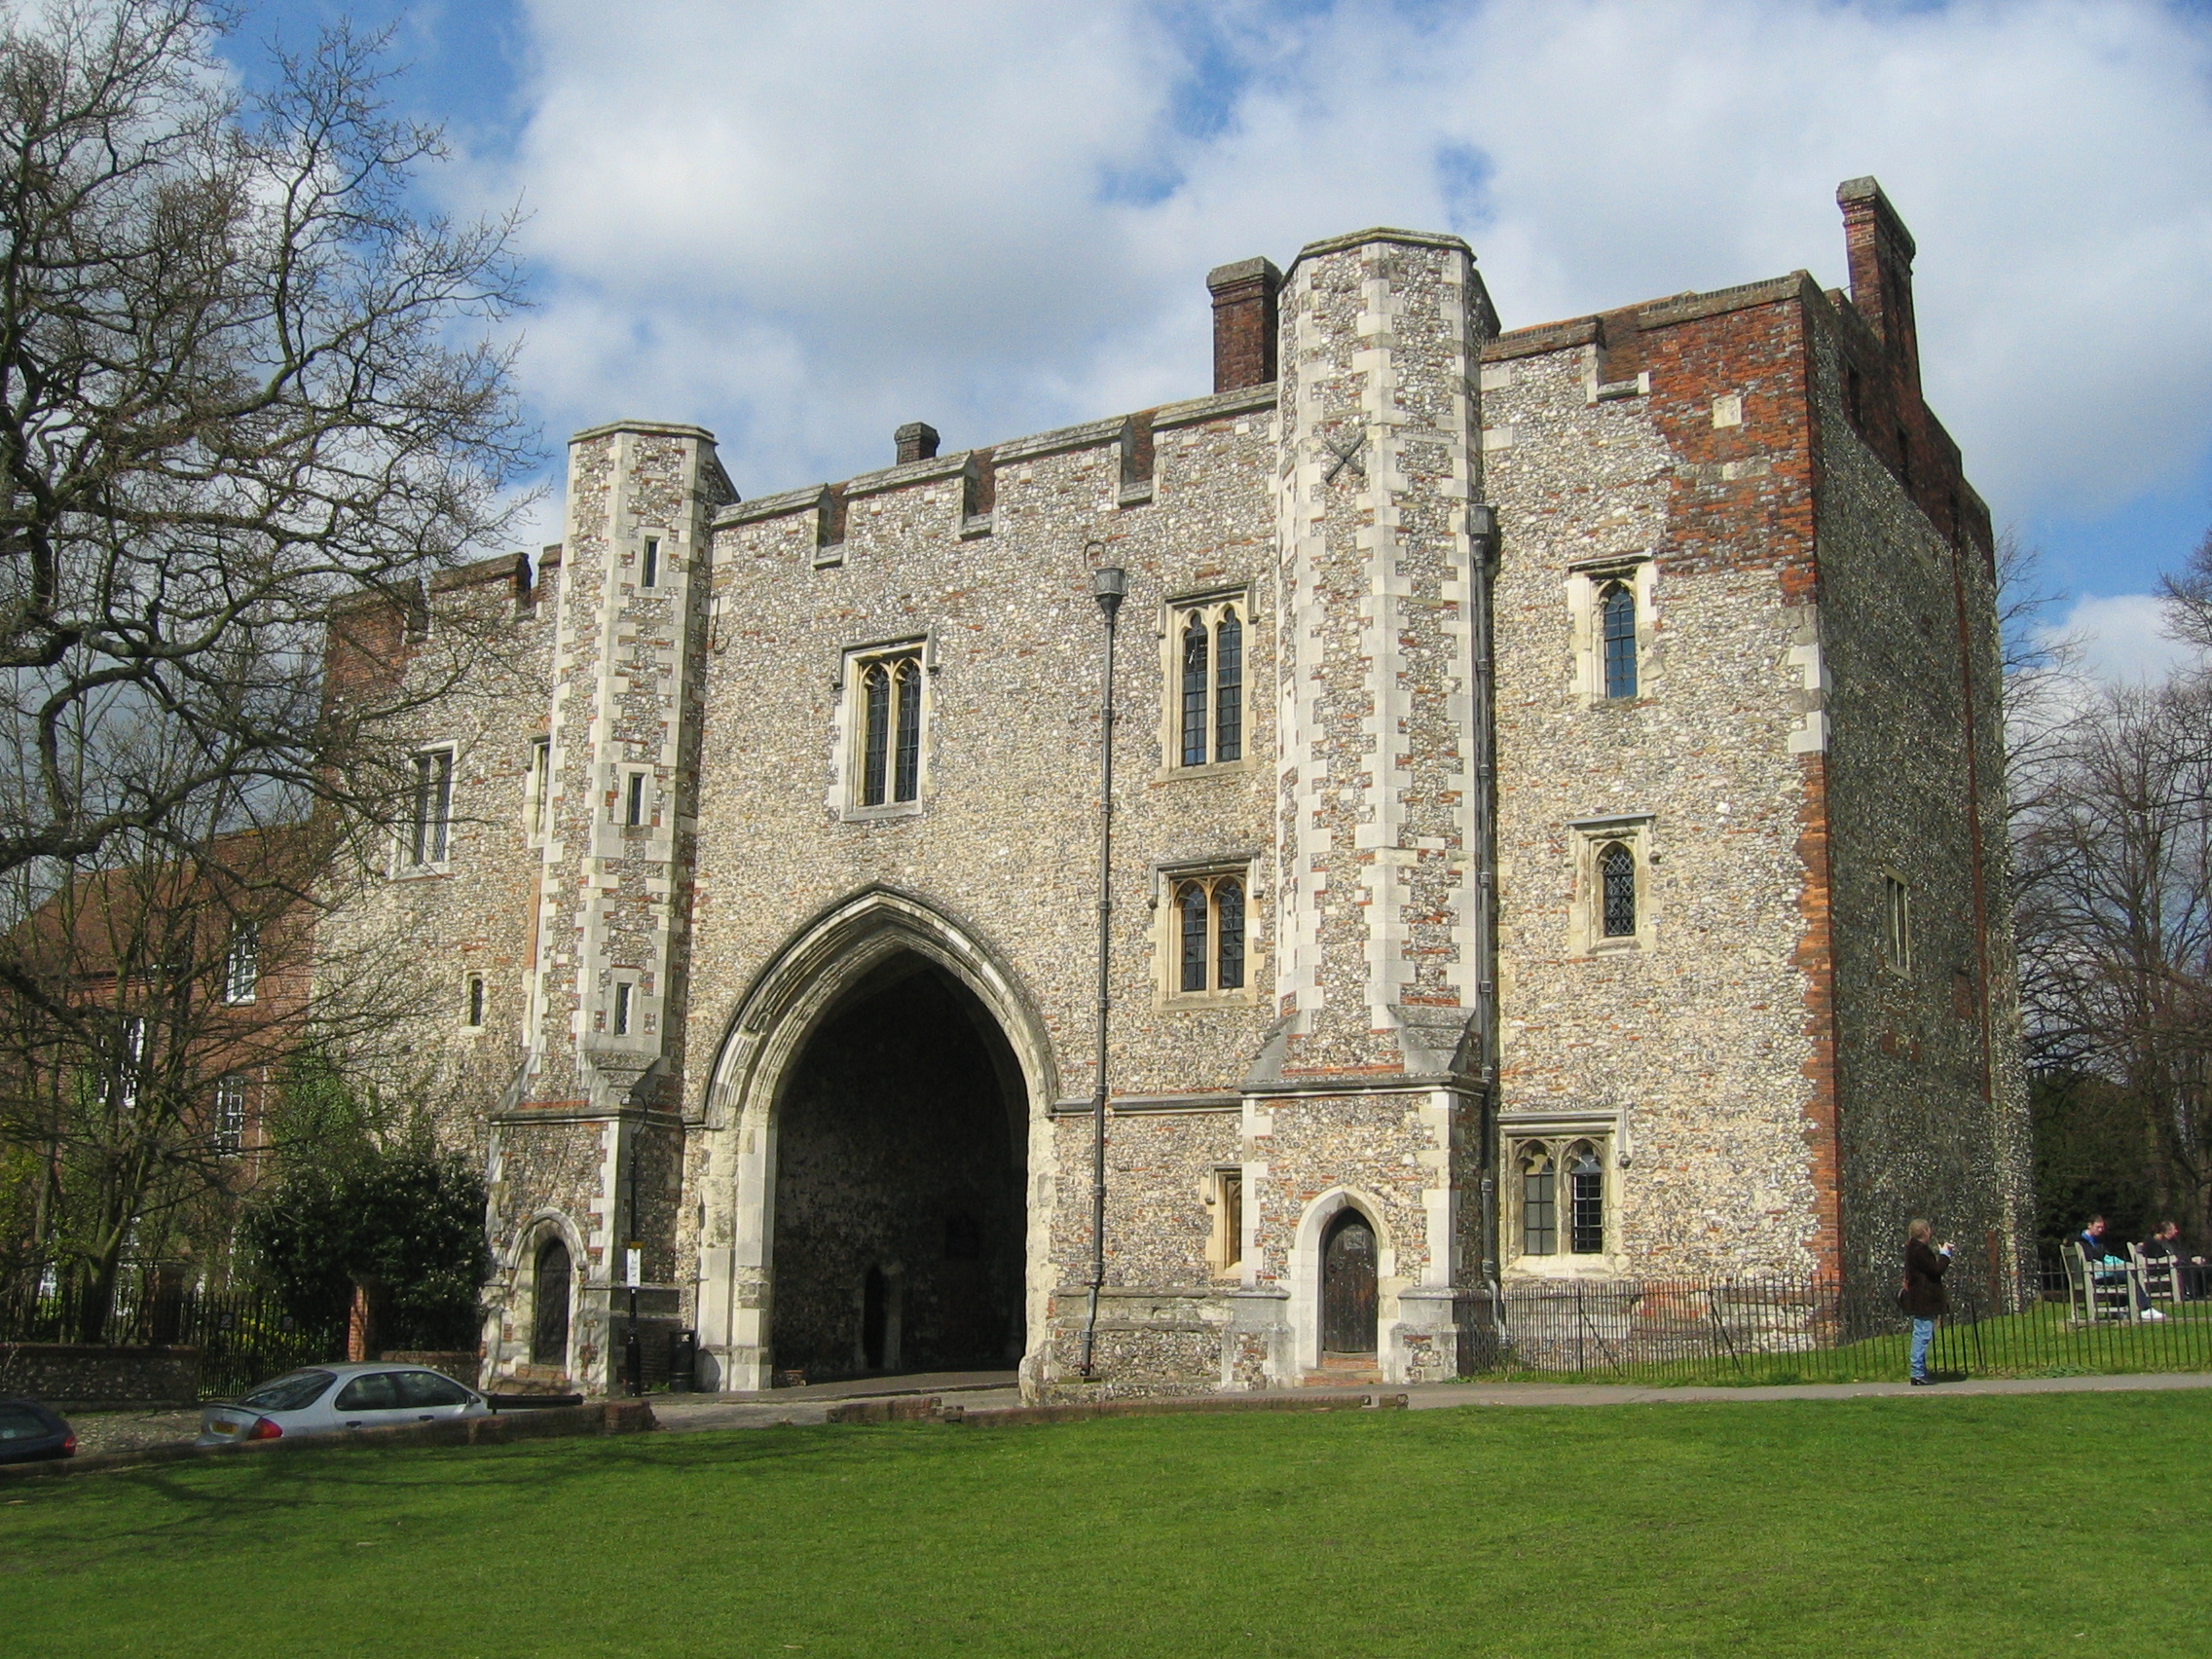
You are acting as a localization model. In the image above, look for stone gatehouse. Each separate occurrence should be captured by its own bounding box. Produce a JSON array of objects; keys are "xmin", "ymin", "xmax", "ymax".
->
[{"xmin": 318, "ymin": 177, "xmax": 2030, "ymax": 1397}]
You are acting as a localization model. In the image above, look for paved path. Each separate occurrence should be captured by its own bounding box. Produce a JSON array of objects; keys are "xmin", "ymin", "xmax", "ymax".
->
[{"xmin": 649, "ymin": 1367, "xmax": 2212, "ymax": 1433}]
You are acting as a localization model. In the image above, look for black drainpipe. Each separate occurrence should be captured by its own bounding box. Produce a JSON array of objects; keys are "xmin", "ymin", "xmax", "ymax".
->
[{"xmin": 1080, "ymin": 556, "xmax": 1127, "ymax": 1379}]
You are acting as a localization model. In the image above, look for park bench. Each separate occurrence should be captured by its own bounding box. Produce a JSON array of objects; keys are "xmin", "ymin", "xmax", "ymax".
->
[{"xmin": 2064, "ymin": 1243, "xmax": 2136, "ymax": 1324}]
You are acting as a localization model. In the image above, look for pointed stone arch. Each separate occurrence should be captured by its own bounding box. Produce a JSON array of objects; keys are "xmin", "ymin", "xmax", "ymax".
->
[{"xmin": 691, "ymin": 886, "xmax": 1058, "ymax": 1391}]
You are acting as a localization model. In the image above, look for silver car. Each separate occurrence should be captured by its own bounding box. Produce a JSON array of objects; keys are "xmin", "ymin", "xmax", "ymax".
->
[{"xmin": 198, "ymin": 1361, "xmax": 491, "ymax": 1447}]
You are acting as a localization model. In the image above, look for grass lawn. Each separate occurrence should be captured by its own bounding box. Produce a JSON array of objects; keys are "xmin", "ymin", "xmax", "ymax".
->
[
  {"xmin": 4, "ymin": 1391, "xmax": 2206, "ymax": 1657},
  {"xmin": 1487, "ymin": 1300, "xmax": 2212, "ymax": 1387}
]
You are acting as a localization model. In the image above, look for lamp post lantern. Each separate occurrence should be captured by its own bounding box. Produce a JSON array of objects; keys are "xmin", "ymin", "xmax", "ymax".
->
[{"xmin": 1080, "ymin": 557, "xmax": 1125, "ymax": 1380}]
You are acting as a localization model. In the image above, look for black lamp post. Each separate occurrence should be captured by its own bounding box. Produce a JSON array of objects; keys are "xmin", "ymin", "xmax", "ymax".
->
[{"xmin": 1080, "ymin": 557, "xmax": 1125, "ymax": 1380}]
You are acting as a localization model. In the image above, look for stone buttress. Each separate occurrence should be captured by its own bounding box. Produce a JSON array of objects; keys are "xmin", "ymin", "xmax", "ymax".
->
[
  {"xmin": 481, "ymin": 422, "xmax": 729, "ymax": 1391},
  {"xmin": 1235, "ymin": 231, "xmax": 1501, "ymax": 1384}
]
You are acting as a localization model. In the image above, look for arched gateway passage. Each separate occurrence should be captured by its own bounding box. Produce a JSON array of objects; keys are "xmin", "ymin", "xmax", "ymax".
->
[{"xmin": 769, "ymin": 954, "xmax": 1027, "ymax": 1378}]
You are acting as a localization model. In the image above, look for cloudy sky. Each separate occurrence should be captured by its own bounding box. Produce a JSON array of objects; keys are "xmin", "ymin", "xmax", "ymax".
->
[{"xmin": 225, "ymin": 0, "xmax": 2212, "ymax": 676}]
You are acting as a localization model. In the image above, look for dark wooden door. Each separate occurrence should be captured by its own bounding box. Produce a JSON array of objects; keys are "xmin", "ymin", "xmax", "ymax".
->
[
  {"xmin": 532, "ymin": 1239, "xmax": 571, "ymax": 1366},
  {"xmin": 1321, "ymin": 1210, "xmax": 1378, "ymax": 1354}
]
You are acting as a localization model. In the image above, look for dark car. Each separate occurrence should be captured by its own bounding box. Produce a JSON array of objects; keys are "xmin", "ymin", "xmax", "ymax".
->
[{"xmin": 0, "ymin": 1399, "xmax": 76, "ymax": 1464}]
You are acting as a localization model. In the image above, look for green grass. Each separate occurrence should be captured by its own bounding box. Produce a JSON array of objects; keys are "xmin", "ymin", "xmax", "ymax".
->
[
  {"xmin": 4, "ymin": 1392, "xmax": 2206, "ymax": 1657},
  {"xmin": 1484, "ymin": 1299, "xmax": 2212, "ymax": 1387}
]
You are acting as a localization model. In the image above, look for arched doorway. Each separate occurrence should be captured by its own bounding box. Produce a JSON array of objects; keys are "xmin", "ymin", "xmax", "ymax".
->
[
  {"xmin": 532, "ymin": 1238, "xmax": 571, "ymax": 1368},
  {"xmin": 769, "ymin": 954, "xmax": 1026, "ymax": 1379},
  {"xmin": 1320, "ymin": 1209, "xmax": 1378, "ymax": 1356}
]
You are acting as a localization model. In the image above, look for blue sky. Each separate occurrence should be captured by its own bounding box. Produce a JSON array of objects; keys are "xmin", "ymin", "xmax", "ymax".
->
[{"xmin": 221, "ymin": 0, "xmax": 2212, "ymax": 677}]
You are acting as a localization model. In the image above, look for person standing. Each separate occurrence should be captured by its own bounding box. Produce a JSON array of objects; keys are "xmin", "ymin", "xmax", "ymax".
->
[{"xmin": 1902, "ymin": 1220, "xmax": 1952, "ymax": 1386}]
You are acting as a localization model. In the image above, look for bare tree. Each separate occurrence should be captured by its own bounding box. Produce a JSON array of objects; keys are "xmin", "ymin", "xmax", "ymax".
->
[
  {"xmin": 2014, "ymin": 674, "xmax": 2212, "ymax": 1235},
  {"xmin": 0, "ymin": 0, "xmax": 535, "ymax": 883}
]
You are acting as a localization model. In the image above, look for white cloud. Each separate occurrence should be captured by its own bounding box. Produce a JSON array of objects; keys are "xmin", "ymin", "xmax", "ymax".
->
[
  {"xmin": 473, "ymin": 0, "xmax": 2212, "ymax": 519},
  {"xmin": 2046, "ymin": 592, "xmax": 2204, "ymax": 685}
]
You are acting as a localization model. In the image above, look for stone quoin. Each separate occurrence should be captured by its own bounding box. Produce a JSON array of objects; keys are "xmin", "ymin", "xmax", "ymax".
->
[{"xmin": 316, "ymin": 178, "xmax": 2030, "ymax": 1397}]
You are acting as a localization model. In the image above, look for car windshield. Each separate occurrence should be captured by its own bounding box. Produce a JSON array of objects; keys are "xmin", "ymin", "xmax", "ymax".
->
[
  {"xmin": 237, "ymin": 1370, "xmax": 337, "ymax": 1412},
  {"xmin": 0, "ymin": 1404, "xmax": 52, "ymax": 1440}
]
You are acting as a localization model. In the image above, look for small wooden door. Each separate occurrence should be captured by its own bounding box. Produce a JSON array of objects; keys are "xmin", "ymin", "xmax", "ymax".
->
[
  {"xmin": 1320, "ymin": 1210, "xmax": 1378, "ymax": 1354},
  {"xmin": 532, "ymin": 1239, "xmax": 571, "ymax": 1367}
]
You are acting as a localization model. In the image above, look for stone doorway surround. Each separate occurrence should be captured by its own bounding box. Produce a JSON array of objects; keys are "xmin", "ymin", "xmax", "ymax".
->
[{"xmin": 690, "ymin": 887, "xmax": 1060, "ymax": 1394}]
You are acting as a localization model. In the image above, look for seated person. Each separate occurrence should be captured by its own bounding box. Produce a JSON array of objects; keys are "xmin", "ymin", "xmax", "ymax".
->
[{"xmin": 2142, "ymin": 1220, "xmax": 2208, "ymax": 1301}]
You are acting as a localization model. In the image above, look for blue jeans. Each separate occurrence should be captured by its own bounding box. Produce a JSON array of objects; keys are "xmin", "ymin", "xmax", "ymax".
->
[{"xmin": 1910, "ymin": 1316, "xmax": 1936, "ymax": 1380}]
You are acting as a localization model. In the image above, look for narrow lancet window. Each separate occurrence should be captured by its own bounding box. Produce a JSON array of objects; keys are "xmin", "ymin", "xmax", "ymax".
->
[
  {"xmin": 1601, "ymin": 582, "xmax": 1637, "ymax": 700},
  {"xmin": 1520, "ymin": 1144, "xmax": 1558, "ymax": 1256},
  {"xmin": 1214, "ymin": 608, "xmax": 1242, "ymax": 762},
  {"xmin": 1568, "ymin": 1145, "xmax": 1605, "ymax": 1254},
  {"xmin": 862, "ymin": 662, "xmax": 891, "ymax": 807},
  {"xmin": 409, "ymin": 749, "xmax": 453, "ymax": 866},
  {"xmin": 1179, "ymin": 881, "xmax": 1208, "ymax": 993},
  {"xmin": 1181, "ymin": 615, "xmax": 1209, "ymax": 766},
  {"xmin": 893, "ymin": 657, "xmax": 922, "ymax": 803},
  {"xmin": 1600, "ymin": 841, "xmax": 1637, "ymax": 939},
  {"xmin": 1215, "ymin": 876, "xmax": 1244, "ymax": 990}
]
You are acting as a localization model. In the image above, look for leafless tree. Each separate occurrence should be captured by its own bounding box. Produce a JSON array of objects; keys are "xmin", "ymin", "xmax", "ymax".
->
[
  {"xmin": 0, "ymin": 0, "xmax": 535, "ymax": 886},
  {"xmin": 2013, "ymin": 671, "xmax": 2212, "ymax": 1236}
]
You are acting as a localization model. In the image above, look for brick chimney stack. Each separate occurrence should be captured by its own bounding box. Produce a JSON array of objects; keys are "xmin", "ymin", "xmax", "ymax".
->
[
  {"xmin": 895, "ymin": 422, "xmax": 940, "ymax": 464},
  {"xmin": 1837, "ymin": 177, "xmax": 1920, "ymax": 394},
  {"xmin": 1206, "ymin": 257, "xmax": 1282, "ymax": 393}
]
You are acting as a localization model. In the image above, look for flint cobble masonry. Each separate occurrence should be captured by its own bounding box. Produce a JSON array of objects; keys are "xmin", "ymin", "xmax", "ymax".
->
[{"xmin": 314, "ymin": 178, "xmax": 2029, "ymax": 1399}]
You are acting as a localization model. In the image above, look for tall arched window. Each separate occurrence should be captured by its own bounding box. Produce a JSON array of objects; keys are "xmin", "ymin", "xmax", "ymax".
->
[
  {"xmin": 1214, "ymin": 608, "xmax": 1243, "ymax": 762},
  {"xmin": 855, "ymin": 646, "xmax": 924, "ymax": 808},
  {"xmin": 1181, "ymin": 614, "xmax": 1209, "ymax": 766},
  {"xmin": 1567, "ymin": 1141, "xmax": 1605, "ymax": 1254},
  {"xmin": 1601, "ymin": 581, "xmax": 1637, "ymax": 700},
  {"xmin": 1170, "ymin": 595, "xmax": 1245, "ymax": 767},
  {"xmin": 1600, "ymin": 841, "xmax": 1637, "ymax": 939},
  {"xmin": 532, "ymin": 1237, "xmax": 571, "ymax": 1367},
  {"xmin": 1519, "ymin": 1143, "xmax": 1558, "ymax": 1256},
  {"xmin": 893, "ymin": 657, "xmax": 922, "ymax": 802},
  {"xmin": 1179, "ymin": 880, "xmax": 1209, "ymax": 993},
  {"xmin": 1215, "ymin": 876, "xmax": 1244, "ymax": 990},
  {"xmin": 862, "ymin": 661, "xmax": 891, "ymax": 806}
]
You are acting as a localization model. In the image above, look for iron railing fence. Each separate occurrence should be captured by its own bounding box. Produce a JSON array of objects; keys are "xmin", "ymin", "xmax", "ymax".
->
[
  {"xmin": 1483, "ymin": 1261, "xmax": 2212, "ymax": 1384},
  {"xmin": 0, "ymin": 1282, "xmax": 349, "ymax": 1400}
]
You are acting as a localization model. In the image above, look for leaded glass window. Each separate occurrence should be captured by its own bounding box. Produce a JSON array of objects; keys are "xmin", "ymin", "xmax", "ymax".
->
[
  {"xmin": 893, "ymin": 657, "xmax": 922, "ymax": 803},
  {"xmin": 1568, "ymin": 1143, "xmax": 1604, "ymax": 1254},
  {"xmin": 862, "ymin": 663, "xmax": 891, "ymax": 806},
  {"xmin": 855, "ymin": 647, "xmax": 924, "ymax": 809},
  {"xmin": 1181, "ymin": 614, "xmax": 1208, "ymax": 766},
  {"xmin": 1214, "ymin": 608, "xmax": 1242, "ymax": 762},
  {"xmin": 1179, "ymin": 881, "xmax": 1208, "ymax": 993},
  {"xmin": 1168, "ymin": 870, "xmax": 1251, "ymax": 999},
  {"xmin": 1600, "ymin": 841, "xmax": 1637, "ymax": 939},
  {"xmin": 1215, "ymin": 876, "xmax": 1244, "ymax": 990},
  {"xmin": 1601, "ymin": 582, "xmax": 1637, "ymax": 699},
  {"xmin": 1170, "ymin": 597, "xmax": 1246, "ymax": 768},
  {"xmin": 1520, "ymin": 1144, "xmax": 1557, "ymax": 1256}
]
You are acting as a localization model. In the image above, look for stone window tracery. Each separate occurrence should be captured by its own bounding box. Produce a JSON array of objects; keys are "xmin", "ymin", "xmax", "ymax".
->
[
  {"xmin": 1157, "ymin": 863, "xmax": 1256, "ymax": 1006},
  {"xmin": 1509, "ymin": 1134, "xmax": 1613, "ymax": 1264},
  {"xmin": 1163, "ymin": 593, "xmax": 1247, "ymax": 771},
  {"xmin": 844, "ymin": 641, "xmax": 928, "ymax": 815},
  {"xmin": 1568, "ymin": 815, "xmax": 1653, "ymax": 955}
]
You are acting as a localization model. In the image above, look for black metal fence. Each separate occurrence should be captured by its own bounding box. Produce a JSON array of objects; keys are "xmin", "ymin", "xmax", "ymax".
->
[
  {"xmin": 0, "ymin": 1282, "xmax": 348, "ymax": 1400},
  {"xmin": 1483, "ymin": 1262, "xmax": 2212, "ymax": 1384}
]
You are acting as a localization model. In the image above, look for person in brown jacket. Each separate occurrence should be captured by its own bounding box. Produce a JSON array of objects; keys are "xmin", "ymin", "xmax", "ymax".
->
[{"xmin": 1903, "ymin": 1219, "xmax": 1952, "ymax": 1385}]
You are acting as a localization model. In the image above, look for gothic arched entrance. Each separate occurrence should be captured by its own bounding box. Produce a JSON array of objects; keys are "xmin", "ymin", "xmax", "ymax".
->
[
  {"xmin": 693, "ymin": 888, "xmax": 1055, "ymax": 1392},
  {"xmin": 769, "ymin": 955, "xmax": 1026, "ymax": 1378}
]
